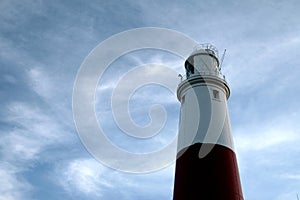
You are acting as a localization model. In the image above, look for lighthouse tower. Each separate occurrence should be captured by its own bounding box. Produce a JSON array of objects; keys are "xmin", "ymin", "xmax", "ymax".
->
[{"xmin": 173, "ymin": 44, "xmax": 244, "ymax": 200}]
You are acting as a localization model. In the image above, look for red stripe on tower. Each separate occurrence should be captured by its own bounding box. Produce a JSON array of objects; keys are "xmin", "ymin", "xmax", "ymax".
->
[{"xmin": 173, "ymin": 44, "xmax": 244, "ymax": 200}]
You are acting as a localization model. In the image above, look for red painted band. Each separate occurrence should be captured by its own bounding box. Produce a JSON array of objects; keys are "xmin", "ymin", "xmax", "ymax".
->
[{"xmin": 173, "ymin": 143, "xmax": 243, "ymax": 200}]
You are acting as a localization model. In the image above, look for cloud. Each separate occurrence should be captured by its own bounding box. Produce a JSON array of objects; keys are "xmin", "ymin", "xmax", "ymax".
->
[
  {"xmin": 275, "ymin": 192, "xmax": 300, "ymax": 200},
  {"xmin": 0, "ymin": 101, "xmax": 76, "ymax": 199},
  {"xmin": 224, "ymin": 31, "xmax": 300, "ymax": 93},
  {"xmin": 57, "ymin": 158, "xmax": 175, "ymax": 199},
  {"xmin": 93, "ymin": 52, "xmax": 181, "ymax": 154},
  {"xmin": 235, "ymin": 126, "xmax": 298, "ymax": 152},
  {"xmin": 233, "ymin": 109, "xmax": 300, "ymax": 199},
  {"xmin": 58, "ymin": 159, "xmax": 112, "ymax": 197},
  {"xmin": 1, "ymin": 85, "xmax": 78, "ymax": 160},
  {"xmin": 233, "ymin": 110, "xmax": 300, "ymax": 171},
  {"xmin": 27, "ymin": 67, "xmax": 55, "ymax": 100},
  {"xmin": 279, "ymin": 173, "xmax": 300, "ymax": 180},
  {"xmin": 0, "ymin": 162, "xmax": 32, "ymax": 200}
]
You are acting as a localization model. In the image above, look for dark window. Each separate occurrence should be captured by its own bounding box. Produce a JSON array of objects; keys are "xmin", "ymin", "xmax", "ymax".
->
[
  {"xmin": 189, "ymin": 63, "xmax": 194, "ymax": 74},
  {"xmin": 213, "ymin": 90, "xmax": 219, "ymax": 99},
  {"xmin": 185, "ymin": 59, "xmax": 195, "ymax": 78},
  {"xmin": 185, "ymin": 63, "xmax": 194, "ymax": 78}
]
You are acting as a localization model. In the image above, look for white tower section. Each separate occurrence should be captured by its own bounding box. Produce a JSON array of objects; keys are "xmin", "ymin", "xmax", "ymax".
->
[{"xmin": 177, "ymin": 44, "xmax": 234, "ymax": 154}]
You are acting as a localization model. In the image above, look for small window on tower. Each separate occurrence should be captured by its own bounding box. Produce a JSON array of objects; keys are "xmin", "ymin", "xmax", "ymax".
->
[
  {"xmin": 190, "ymin": 64, "xmax": 194, "ymax": 74},
  {"xmin": 213, "ymin": 90, "xmax": 219, "ymax": 99}
]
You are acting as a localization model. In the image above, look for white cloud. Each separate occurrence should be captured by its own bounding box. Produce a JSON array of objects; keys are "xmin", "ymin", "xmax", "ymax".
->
[
  {"xmin": 57, "ymin": 158, "xmax": 175, "ymax": 199},
  {"xmin": 0, "ymin": 101, "xmax": 75, "ymax": 199},
  {"xmin": 5, "ymin": 102, "xmax": 69, "ymax": 141},
  {"xmin": 94, "ymin": 53, "xmax": 182, "ymax": 148},
  {"xmin": 1, "ymin": 101, "xmax": 75, "ymax": 163},
  {"xmin": 235, "ymin": 127, "xmax": 298, "ymax": 152},
  {"xmin": 2, "ymin": 131, "xmax": 41, "ymax": 161},
  {"xmin": 0, "ymin": 163, "xmax": 31, "ymax": 200},
  {"xmin": 27, "ymin": 67, "xmax": 55, "ymax": 100},
  {"xmin": 59, "ymin": 159, "xmax": 112, "ymax": 197},
  {"xmin": 275, "ymin": 192, "xmax": 300, "ymax": 200},
  {"xmin": 279, "ymin": 173, "xmax": 300, "ymax": 180}
]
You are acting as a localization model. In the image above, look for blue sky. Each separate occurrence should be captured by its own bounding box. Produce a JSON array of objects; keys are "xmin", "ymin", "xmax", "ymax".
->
[{"xmin": 1, "ymin": 0, "xmax": 300, "ymax": 199}]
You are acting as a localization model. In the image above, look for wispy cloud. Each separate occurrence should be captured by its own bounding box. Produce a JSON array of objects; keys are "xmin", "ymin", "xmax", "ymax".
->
[
  {"xmin": 224, "ymin": 31, "xmax": 300, "ymax": 93},
  {"xmin": 0, "ymin": 101, "xmax": 75, "ymax": 199},
  {"xmin": 58, "ymin": 159, "xmax": 112, "ymax": 197},
  {"xmin": 27, "ymin": 67, "xmax": 55, "ymax": 100},
  {"xmin": 279, "ymin": 173, "xmax": 300, "ymax": 180},
  {"xmin": 57, "ymin": 158, "xmax": 174, "ymax": 199},
  {"xmin": 275, "ymin": 192, "xmax": 300, "ymax": 200},
  {"xmin": 93, "ymin": 52, "xmax": 181, "ymax": 153},
  {"xmin": 0, "ymin": 162, "xmax": 32, "ymax": 200},
  {"xmin": 235, "ymin": 126, "xmax": 299, "ymax": 152}
]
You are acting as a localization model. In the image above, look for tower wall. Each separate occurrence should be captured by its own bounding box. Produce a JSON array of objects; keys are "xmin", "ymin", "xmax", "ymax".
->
[
  {"xmin": 173, "ymin": 143, "xmax": 243, "ymax": 200},
  {"xmin": 177, "ymin": 77, "xmax": 233, "ymax": 153}
]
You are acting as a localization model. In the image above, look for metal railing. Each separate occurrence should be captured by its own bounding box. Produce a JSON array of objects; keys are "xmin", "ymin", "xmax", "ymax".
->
[
  {"xmin": 178, "ymin": 72, "xmax": 226, "ymax": 83},
  {"xmin": 194, "ymin": 43, "xmax": 219, "ymax": 58}
]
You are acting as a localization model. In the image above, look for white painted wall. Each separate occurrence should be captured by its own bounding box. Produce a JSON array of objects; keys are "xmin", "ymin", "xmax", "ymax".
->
[{"xmin": 177, "ymin": 80, "xmax": 234, "ymax": 153}]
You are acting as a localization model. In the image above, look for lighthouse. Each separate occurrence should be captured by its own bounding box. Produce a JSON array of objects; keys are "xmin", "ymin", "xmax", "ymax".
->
[{"xmin": 173, "ymin": 44, "xmax": 244, "ymax": 200}]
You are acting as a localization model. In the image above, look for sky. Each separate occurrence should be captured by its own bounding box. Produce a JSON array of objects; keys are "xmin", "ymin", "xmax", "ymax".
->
[{"xmin": 1, "ymin": 0, "xmax": 300, "ymax": 199}]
